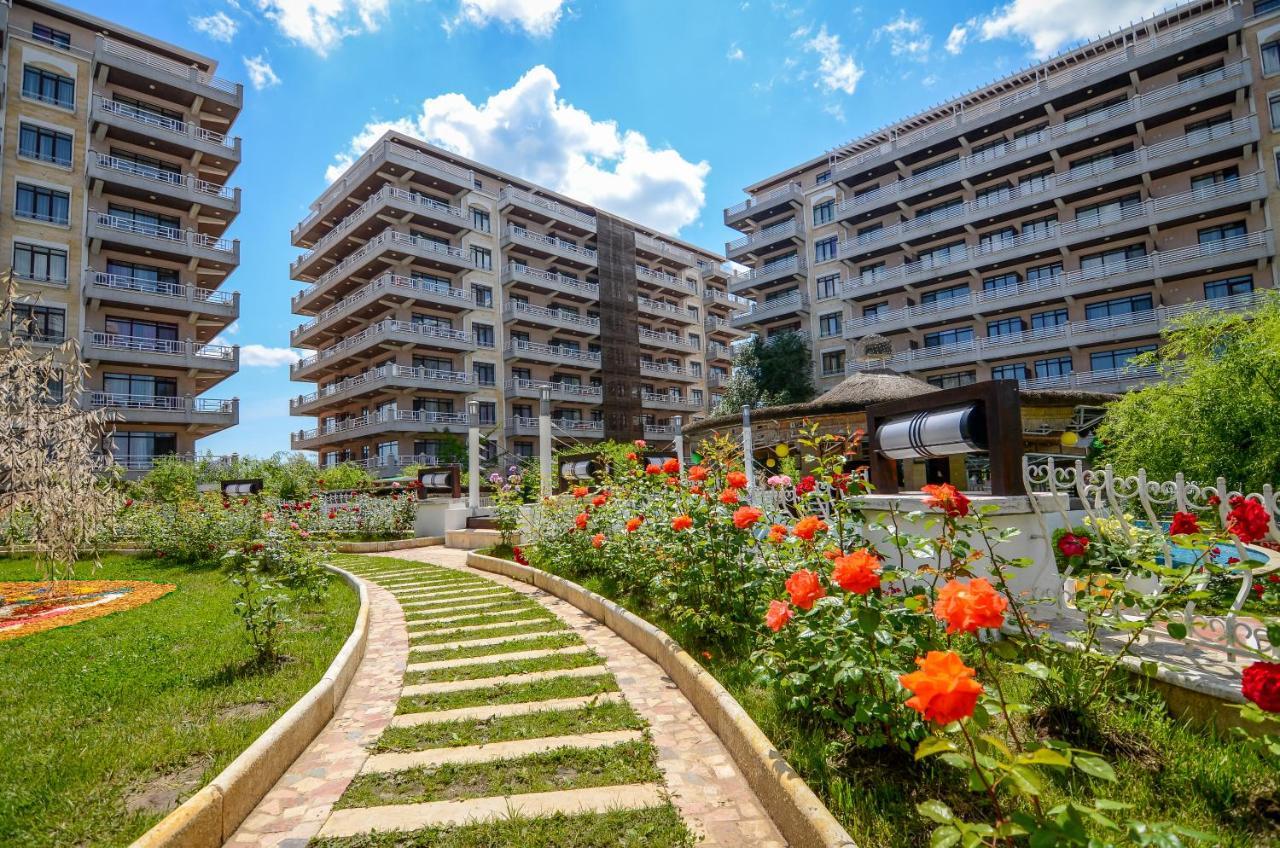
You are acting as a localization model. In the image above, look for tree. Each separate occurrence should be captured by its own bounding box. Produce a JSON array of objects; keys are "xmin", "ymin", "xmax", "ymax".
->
[
  {"xmin": 0, "ymin": 274, "xmax": 121, "ymax": 575},
  {"xmin": 714, "ymin": 331, "xmax": 816, "ymax": 414},
  {"xmin": 1095, "ymin": 291, "xmax": 1280, "ymax": 490}
]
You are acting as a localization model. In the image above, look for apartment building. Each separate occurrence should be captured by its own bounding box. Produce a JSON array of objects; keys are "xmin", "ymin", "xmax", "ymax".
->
[
  {"xmin": 288, "ymin": 131, "xmax": 744, "ymax": 474},
  {"xmin": 725, "ymin": 0, "xmax": 1280, "ymax": 395},
  {"xmin": 0, "ymin": 0, "xmax": 242, "ymax": 472}
]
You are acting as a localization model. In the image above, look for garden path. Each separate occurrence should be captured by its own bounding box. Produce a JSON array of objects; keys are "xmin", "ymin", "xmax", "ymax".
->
[{"xmin": 227, "ymin": 548, "xmax": 787, "ymax": 847}]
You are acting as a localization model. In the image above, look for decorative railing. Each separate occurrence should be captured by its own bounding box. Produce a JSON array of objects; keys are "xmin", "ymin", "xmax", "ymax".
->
[
  {"xmin": 294, "ymin": 185, "xmax": 464, "ymax": 267},
  {"xmin": 502, "ymin": 263, "xmax": 600, "ymax": 297},
  {"xmin": 293, "ymin": 319, "xmax": 472, "ymax": 371},
  {"xmin": 505, "ymin": 339, "xmax": 601, "ymax": 364},
  {"xmin": 505, "ymin": 378, "xmax": 602, "ymax": 400},
  {"xmin": 92, "ymin": 153, "xmax": 235, "ymax": 199},
  {"xmin": 504, "ymin": 226, "xmax": 597, "ymax": 262},
  {"xmin": 93, "ymin": 97, "xmax": 235, "ymax": 149},
  {"xmin": 90, "ymin": 211, "xmax": 236, "ymax": 255},
  {"xmin": 292, "ymin": 365, "xmax": 473, "ymax": 408},
  {"xmin": 499, "ymin": 186, "xmax": 596, "ymax": 227},
  {"xmin": 293, "ymin": 274, "xmax": 472, "ymax": 339},
  {"xmin": 726, "ymin": 218, "xmax": 800, "ymax": 253},
  {"xmin": 725, "ymin": 182, "xmax": 804, "ymax": 218},
  {"xmin": 635, "ymin": 264, "xmax": 696, "ymax": 292},
  {"xmin": 504, "ymin": 301, "xmax": 600, "ymax": 330},
  {"xmin": 98, "ymin": 36, "xmax": 239, "ymax": 95},
  {"xmin": 85, "ymin": 271, "xmax": 235, "ymax": 306},
  {"xmin": 297, "ymin": 409, "xmax": 471, "ymax": 441}
]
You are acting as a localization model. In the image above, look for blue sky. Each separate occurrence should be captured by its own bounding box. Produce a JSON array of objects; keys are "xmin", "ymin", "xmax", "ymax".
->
[{"xmin": 76, "ymin": 0, "xmax": 1176, "ymax": 458}]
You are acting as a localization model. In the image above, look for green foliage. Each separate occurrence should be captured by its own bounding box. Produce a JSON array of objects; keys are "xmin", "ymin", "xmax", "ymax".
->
[
  {"xmin": 230, "ymin": 566, "xmax": 292, "ymax": 666},
  {"xmin": 714, "ymin": 331, "xmax": 816, "ymax": 414},
  {"xmin": 129, "ymin": 453, "xmax": 376, "ymax": 503},
  {"xmin": 1096, "ymin": 291, "xmax": 1280, "ymax": 490}
]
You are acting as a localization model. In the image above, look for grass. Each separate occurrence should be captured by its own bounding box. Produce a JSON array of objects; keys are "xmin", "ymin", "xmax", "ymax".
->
[
  {"xmin": 407, "ymin": 609, "xmax": 555, "ymax": 632},
  {"xmin": 0, "ymin": 554, "xmax": 359, "ymax": 847},
  {"xmin": 405, "ymin": 650, "xmax": 601, "ymax": 684},
  {"xmin": 409, "ymin": 620, "xmax": 565, "ymax": 645},
  {"xmin": 375, "ymin": 701, "xmax": 643, "ymax": 751},
  {"xmin": 334, "ymin": 739, "xmax": 659, "ymax": 808},
  {"xmin": 397, "ymin": 674, "xmax": 617, "ymax": 714},
  {"xmin": 310, "ymin": 804, "xmax": 696, "ymax": 847},
  {"xmin": 403, "ymin": 598, "xmax": 532, "ymax": 618},
  {"xmin": 410, "ymin": 632, "xmax": 584, "ymax": 662}
]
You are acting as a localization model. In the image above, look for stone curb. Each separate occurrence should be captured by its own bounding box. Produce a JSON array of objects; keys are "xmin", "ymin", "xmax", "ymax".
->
[
  {"xmin": 334, "ymin": 536, "xmax": 443, "ymax": 553},
  {"xmin": 128, "ymin": 563, "xmax": 371, "ymax": 848},
  {"xmin": 465, "ymin": 551, "xmax": 858, "ymax": 848}
]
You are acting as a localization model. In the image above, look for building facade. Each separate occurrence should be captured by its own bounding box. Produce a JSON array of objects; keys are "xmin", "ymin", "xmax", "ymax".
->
[
  {"xmin": 725, "ymin": 0, "xmax": 1280, "ymax": 395},
  {"xmin": 288, "ymin": 131, "xmax": 745, "ymax": 475},
  {"xmin": 0, "ymin": 0, "xmax": 242, "ymax": 472}
]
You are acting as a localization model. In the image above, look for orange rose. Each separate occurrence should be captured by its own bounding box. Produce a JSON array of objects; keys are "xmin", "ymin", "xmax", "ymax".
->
[
  {"xmin": 572, "ymin": 486, "xmax": 589, "ymax": 498},
  {"xmin": 785, "ymin": 568, "xmax": 826, "ymax": 610},
  {"xmin": 767, "ymin": 523, "xmax": 788, "ymax": 543},
  {"xmin": 765, "ymin": 599, "xmax": 793, "ymax": 632},
  {"xmin": 899, "ymin": 651, "xmax": 983, "ymax": 725},
  {"xmin": 933, "ymin": 578, "xmax": 1008, "ymax": 634},
  {"xmin": 626, "ymin": 451, "xmax": 638, "ymax": 461},
  {"xmin": 574, "ymin": 512, "xmax": 589, "ymax": 530},
  {"xmin": 591, "ymin": 533, "xmax": 605, "ymax": 548},
  {"xmin": 791, "ymin": 515, "xmax": 828, "ymax": 541},
  {"xmin": 688, "ymin": 465, "xmax": 709, "ymax": 481},
  {"xmin": 719, "ymin": 489, "xmax": 740, "ymax": 505},
  {"xmin": 625, "ymin": 516, "xmax": 643, "ymax": 533},
  {"xmin": 591, "ymin": 493, "xmax": 608, "ymax": 508},
  {"xmin": 690, "ymin": 485, "xmax": 704, "ymax": 496},
  {"xmin": 922, "ymin": 483, "xmax": 970, "ymax": 518},
  {"xmin": 645, "ymin": 464, "xmax": 663, "ymax": 475},
  {"xmin": 733, "ymin": 505, "xmax": 763, "ymax": 529},
  {"xmin": 671, "ymin": 514, "xmax": 693, "ymax": 532},
  {"xmin": 821, "ymin": 548, "xmax": 842, "ymax": 561},
  {"xmin": 831, "ymin": 549, "xmax": 882, "ymax": 595},
  {"xmin": 726, "ymin": 471, "xmax": 748, "ymax": 489},
  {"xmin": 663, "ymin": 458, "xmax": 680, "ymax": 474}
]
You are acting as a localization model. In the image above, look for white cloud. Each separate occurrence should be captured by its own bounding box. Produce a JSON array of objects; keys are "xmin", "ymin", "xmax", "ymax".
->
[
  {"xmin": 243, "ymin": 55, "xmax": 281, "ymax": 89},
  {"xmin": 945, "ymin": 21, "xmax": 969, "ymax": 55},
  {"xmin": 726, "ymin": 42, "xmax": 745, "ymax": 61},
  {"xmin": 981, "ymin": 0, "xmax": 1167, "ymax": 58},
  {"xmin": 447, "ymin": 0, "xmax": 566, "ymax": 37},
  {"xmin": 240, "ymin": 344, "xmax": 302, "ymax": 367},
  {"xmin": 876, "ymin": 12, "xmax": 931, "ymax": 60},
  {"xmin": 804, "ymin": 25, "xmax": 862, "ymax": 95},
  {"xmin": 255, "ymin": 0, "xmax": 390, "ymax": 56},
  {"xmin": 326, "ymin": 66, "xmax": 709, "ymax": 235},
  {"xmin": 191, "ymin": 11, "xmax": 239, "ymax": 42}
]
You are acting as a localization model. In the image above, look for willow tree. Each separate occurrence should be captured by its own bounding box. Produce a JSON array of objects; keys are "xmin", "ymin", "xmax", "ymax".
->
[{"xmin": 0, "ymin": 274, "xmax": 121, "ymax": 576}]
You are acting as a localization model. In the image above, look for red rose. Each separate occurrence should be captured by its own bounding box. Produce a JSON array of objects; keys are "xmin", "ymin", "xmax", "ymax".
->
[
  {"xmin": 1227, "ymin": 498, "xmax": 1270, "ymax": 544},
  {"xmin": 732, "ymin": 506, "xmax": 763, "ymax": 529},
  {"xmin": 1168, "ymin": 512, "xmax": 1200, "ymax": 536},
  {"xmin": 626, "ymin": 452, "xmax": 638, "ymax": 461},
  {"xmin": 671, "ymin": 514, "xmax": 693, "ymax": 532},
  {"xmin": 1242, "ymin": 661, "xmax": 1280, "ymax": 713},
  {"xmin": 663, "ymin": 458, "xmax": 680, "ymax": 474},
  {"xmin": 765, "ymin": 599, "xmax": 793, "ymax": 632},
  {"xmin": 575, "ymin": 512, "xmax": 589, "ymax": 530},
  {"xmin": 785, "ymin": 568, "xmax": 826, "ymax": 610},
  {"xmin": 726, "ymin": 471, "xmax": 748, "ymax": 490},
  {"xmin": 795, "ymin": 476, "xmax": 816, "ymax": 494},
  {"xmin": 688, "ymin": 465, "xmax": 709, "ymax": 482},
  {"xmin": 512, "ymin": 546, "xmax": 529, "ymax": 566},
  {"xmin": 1057, "ymin": 533, "xmax": 1089, "ymax": 558},
  {"xmin": 922, "ymin": 483, "xmax": 970, "ymax": 518}
]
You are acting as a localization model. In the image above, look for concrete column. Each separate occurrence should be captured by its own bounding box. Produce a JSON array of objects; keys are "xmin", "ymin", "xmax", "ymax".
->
[
  {"xmin": 673, "ymin": 416, "xmax": 684, "ymax": 472},
  {"xmin": 467, "ymin": 399, "xmax": 480, "ymax": 512},
  {"xmin": 741, "ymin": 405, "xmax": 754, "ymax": 494},
  {"xmin": 539, "ymin": 386, "xmax": 553, "ymax": 496}
]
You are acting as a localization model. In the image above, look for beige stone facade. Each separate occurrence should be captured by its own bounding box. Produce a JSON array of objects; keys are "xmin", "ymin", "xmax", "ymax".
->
[
  {"xmin": 0, "ymin": 0, "xmax": 242, "ymax": 472},
  {"xmin": 726, "ymin": 0, "xmax": 1280, "ymax": 395},
  {"xmin": 288, "ymin": 132, "xmax": 743, "ymax": 475}
]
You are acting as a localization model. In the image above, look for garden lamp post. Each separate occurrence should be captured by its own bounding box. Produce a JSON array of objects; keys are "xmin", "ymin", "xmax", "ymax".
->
[
  {"xmin": 741, "ymin": 404, "xmax": 754, "ymax": 494},
  {"xmin": 673, "ymin": 415, "xmax": 684, "ymax": 471},
  {"xmin": 539, "ymin": 386, "xmax": 553, "ymax": 497},
  {"xmin": 467, "ymin": 399, "xmax": 480, "ymax": 512}
]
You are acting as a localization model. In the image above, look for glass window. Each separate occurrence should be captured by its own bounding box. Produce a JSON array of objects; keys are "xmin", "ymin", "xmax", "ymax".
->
[
  {"xmin": 815, "ymin": 170, "xmax": 831, "ymax": 184},
  {"xmin": 105, "ymin": 316, "xmax": 178, "ymax": 341},
  {"xmin": 473, "ymin": 362, "xmax": 496, "ymax": 385},
  {"xmin": 862, "ymin": 302, "xmax": 887, "ymax": 318},
  {"xmin": 860, "ymin": 262, "xmax": 886, "ymax": 284},
  {"xmin": 1035, "ymin": 356, "xmax": 1073, "ymax": 378},
  {"xmin": 411, "ymin": 313, "xmax": 453, "ymax": 329},
  {"xmin": 816, "ymin": 273, "xmax": 841, "ymax": 299},
  {"xmin": 1026, "ymin": 262, "xmax": 1063, "ymax": 283},
  {"xmin": 15, "ymin": 183, "xmax": 70, "ymax": 225},
  {"xmin": 1019, "ymin": 169, "xmax": 1052, "ymax": 193},
  {"xmin": 470, "ymin": 208, "xmax": 490, "ymax": 233},
  {"xmin": 927, "ymin": 371, "xmax": 976, "ymax": 389},
  {"xmin": 1022, "ymin": 215, "xmax": 1057, "ymax": 239},
  {"xmin": 1084, "ymin": 294, "xmax": 1153, "ymax": 320},
  {"xmin": 1090, "ymin": 345, "xmax": 1156, "ymax": 372},
  {"xmin": 987, "ymin": 317, "xmax": 1025, "ymax": 337},
  {"xmin": 471, "ymin": 284, "xmax": 492, "ymax": 307},
  {"xmin": 1080, "ymin": 244, "xmax": 1146, "ymax": 272},
  {"xmin": 19, "ymin": 124, "xmax": 72, "ymax": 166},
  {"xmin": 31, "ymin": 23, "xmax": 72, "ymax": 48},
  {"xmin": 919, "ymin": 240, "xmax": 966, "ymax": 266},
  {"xmin": 856, "ymin": 222, "xmax": 883, "ymax": 242},
  {"xmin": 818, "ymin": 312, "xmax": 842, "ymax": 337},
  {"xmin": 919, "ymin": 283, "xmax": 970, "ymax": 306},
  {"xmin": 473, "ymin": 323, "xmax": 494, "ymax": 346},
  {"xmin": 111, "ymin": 432, "xmax": 177, "ymax": 463},
  {"xmin": 1264, "ymin": 39, "xmax": 1280, "ymax": 75},
  {"xmin": 14, "ymin": 243, "xmax": 67, "ymax": 283},
  {"xmin": 982, "ymin": 273, "xmax": 1019, "ymax": 292},
  {"xmin": 979, "ymin": 226, "xmax": 1017, "ymax": 250},
  {"xmin": 1076, "ymin": 194, "xmax": 1141, "ymax": 228},
  {"xmin": 923, "ymin": 327, "xmax": 974, "ymax": 349},
  {"xmin": 990, "ymin": 363, "xmax": 1027, "ymax": 381},
  {"xmin": 814, "ymin": 236, "xmax": 838, "ymax": 262},
  {"xmin": 107, "ymin": 203, "xmax": 180, "ymax": 233},
  {"xmin": 470, "ymin": 245, "xmax": 492, "ymax": 270},
  {"xmin": 1272, "ymin": 95, "xmax": 1280, "ymax": 131},
  {"xmin": 1191, "ymin": 166, "xmax": 1239, "ymax": 191},
  {"xmin": 813, "ymin": 200, "xmax": 834, "ymax": 226},
  {"xmin": 1031, "ymin": 308, "xmax": 1068, "ymax": 329},
  {"xmin": 112, "ymin": 93, "xmax": 183, "ymax": 122},
  {"xmin": 913, "ymin": 155, "xmax": 959, "ymax": 181},
  {"xmin": 10, "ymin": 303, "xmax": 65, "ymax": 341},
  {"xmin": 821, "ymin": 349, "xmax": 845, "ymax": 375},
  {"xmin": 22, "ymin": 66, "xmax": 74, "ymax": 109},
  {"xmin": 975, "ymin": 183, "xmax": 1012, "ymax": 208},
  {"xmin": 1204, "ymin": 275, "xmax": 1253, "ymax": 300},
  {"xmin": 1198, "ymin": 221, "xmax": 1247, "ymax": 245},
  {"xmin": 477, "ymin": 402, "xmax": 496, "ymax": 425},
  {"xmin": 103, "ymin": 373, "xmax": 177, "ymax": 397}
]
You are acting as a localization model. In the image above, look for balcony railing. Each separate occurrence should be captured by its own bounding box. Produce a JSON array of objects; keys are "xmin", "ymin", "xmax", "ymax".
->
[
  {"xmin": 88, "ymin": 333, "xmax": 236, "ymax": 361},
  {"xmin": 92, "ymin": 153, "xmax": 235, "ymax": 200},
  {"xmin": 91, "ymin": 211, "xmax": 236, "ymax": 256},
  {"xmin": 636, "ymin": 264, "xmax": 697, "ymax": 293},
  {"xmin": 639, "ymin": 361, "xmax": 696, "ymax": 379},
  {"xmin": 98, "ymin": 36, "xmax": 239, "ymax": 96},
  {"xmin": 504, "ymin": 301, "xmax": 600, "ymax": 330},
  {"xmin": 504, "ymin": 226, "xmax": 598, "ymax": 262},
  {"xmin": 703, "ymin": 288, "xmax": 752, "ymax": 310},
  {"xmin": 642, "ymin": 392, "xmax": 702, "ymax": 409},
  {"xmin": 505, "ymin": 378, "xmax": 603, "ymax": 401},
  {"xmin": 292, "ymin": 365, "xmax": 474, "ymax": 410},
  {"xmin": 501, "ymin": 263, "xmax": 600, "ymax": 297},
  {"xmin": 635, "ymin": 233, "xmax": 696, "ymax": 264},
  {"xmin": 499, "ymin": 186, "xmax": 597, "ymax": 228},
  {"xmin": 725, "ymin": 182, "xmax": 804, "ymax": 219},
  {"xmin": 299, "ymin": 228, "xmax": 469, "ymax": 294},
  {"xmin": 89, "ymin": 393, "xmax": 237, "ymax": 416},
  {"xmin": 93, "ymin": 96, "xmax": 235, "ymax": 150},
  {"xmin": 297, "ymin": 409, "xmax": 472, "ymax": 442},
  {"xmin": 638, "ymin": 296, "xmax": 693, "ymax": 320},
  {"xmin": 729, "ymin": 255, "xmax": 807, "ymax": 290},
  {"xmin": 293, "ymin": 319, "xmax": 474, "ymax": 372},
  {"xmin": 734, "ymin": 291, "xmax": 809, "ymax": 325},
  {"xmin": 505, "ymin": 339, "xmax": 602, "ymax": 365},
  {"xmin": 1019, "ymin": 364, "xmax": 1162, "ymax": 391},
  {"xmin": 85, "ymin": 271, "xmax": 235, "ymax": 306},
  {"xmin": 294, "ymin": 185, "xmax": 465, "ymax": 267},
  {"xmin": 293, "ymin": 274, "xmax": 472, "ymax": 338},
  {"xmin": 507, "ymin": 416, "xmax": 605, "ymax": 436},
  {"xmin": 726, "ymin": 218, "xmax": 800, "ymax": 254},
  {"xmin": 638, "ymin": 327, "xmax": 697, "ymax": 350}
]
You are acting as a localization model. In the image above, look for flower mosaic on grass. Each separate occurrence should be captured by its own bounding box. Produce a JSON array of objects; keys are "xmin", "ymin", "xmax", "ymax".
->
[{"xmin": 0, "ymin": 580, "xmax": 175, "ymax": 641}]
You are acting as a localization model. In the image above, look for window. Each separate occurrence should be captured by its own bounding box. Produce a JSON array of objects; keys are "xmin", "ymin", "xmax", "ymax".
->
[
  {"xmin": 1062, "ymin": 96, "xmax": 1127, "ymax": 128},
  {"xmin": 19, "ymin": 124, "xmax": 72, "ymax": 166},
  {"xmin": 514, "ymin": 442, "xmax": 534, "ymax": 458},
  {"xmin": 821, "ymin": 349, "xmax": 845, "ymax": 375},
  {"xmin": 1090, "ymin": 345, "xmax": 1156, "ymax": 371},
  {"xmin": 1035, "ymin": 356, "xmax": 1073, "ymax": 378},
  {"xmin": 1180, "ymin": 60, "xmax": 1224, "ymax": 82},
  {"xmin": 918, "ymin": 240, "xmax": 966, "ymax": 267},
  {"xmin": 927, "ymin": 371, "xmax": 976, "ymax": 389},
  {"xmin": 107, "ymin": 203, "xmax": 180, "ymax": 235},
  {"xmin": 918, "ymin": 198, "xmax": 963, "ymax": 224},
  {"xmin": 113, "ymin": 93, "xmax": 183, "ymax": 122},
  {"xmin": 471, "ymin": 208, "xmax": 491, "ymax": 233},
  {"xmin": 470, "ymin": 245, "xmax": 492, "ymax": 270},
  {"xmin": 111, "ymin": 432, "xmax": 177, "ymax": 463},
  {"xmin": 860, "ymin": 262, "xmax": 886, "ymax": 284},
  {"xmin": 1068, "ymin": 145, "xmax": 1132, "ymax": 177},
  {"xmin": 105, "ymin": 316, "xmax": 178, "ymax": 341},
  {"xmin": 814, "ymin": 236, "xmax": 838, "ymax": 263},
  {"xmin": 413, "ymin": 397, "xmax": 454, "ymax": 414},
  {"xmin": 857, "ymin": 222, "xmax": 883, "ymax": 242},
  {"xmin": 110, "ymin": 148, "xmax": 183, "ymax": 182},
  {"xmin": 22, "ymin": 66, "xmax": 74, "ymax": 109},
  {"xmin": 919, "ymin": 283, "xmax": 970, "ymax": 306},
  {"xmin": 10, "ymin": 304, "xmax": 65, "ymax": 342},
  {"xmin": 815, "ymin": 170, "xmax": 831, "ymax": 184},
  {"xmin": 1031, "ymin": 308, "xmax": 1068, "ymax": 329},
  {"xmin": 1084, "ymin": 294, "xmax": 1153, "ymax": 320},
  {"xmin": 979, "ymin": 226, "xmax": 1017, "ymax": 251},
  {"xmin": 1022, "ymin": 215, "xmax": 1058, "ymax": 239},
  {"xmin": 923, "ymin": 327, "xmax": 974, "ymax": 349},
  {"xmin": 1080, "ymin": 244, "xmax": 1146, "ymax": 272},
  {"xmin": 1192, "ymin": 166, "xmax": 1239, "ymax": 192},
  {"xmin": 982, "ymin": 273, "xmax": 1019, "ymax": 293},
  {"xmin": 473, "ymin": 362, "xmax": 496, "ymax": 385},
  {"xmin": 13, "ymin": 243, "xmax": 67, "ymax": 283},
  {"xmin": 987, "ymin": 317, "xmax": 1025, "ymax": 337},
  {"xmin": 15, "ymin": 184, "xmax": 69, "ymax": 225},
  {"xmin": 1026, "ymin": 262, "xmax": 1063, "ymax": 283},
  {"xmin": 412, "ymin": 313, "xmax": 453, "ymax": 330},
  {"xmin": 1185, "ymin": 113, "xmax": 1233, "ymax": 136},
  {"xmin": 31, "ymin": 23, "xmax": 72, "ymax": 48},
  {"xmin": 1205, "ymin": 275, "xmax": 1253, "ymax": 300},
  {"xmin": 1076, "ymin": 194, "xmax": 1141, "ymax": 228},
  {"xmin": 819, "ymin": 312, "xmax": 842, "ymax": 337},
  {"xmin": 975, "ymin": 183, "xmax": 1012, "ymax": 209},
  {"xmin": 1012, "ymin": 123, "xmax": 1049, "ymax": 147},
  {"xmin": 991, "ymin": 363, "xmax": 1027, "ymax": 381},
  {"xmin": 813, "ymin": 200, "xmax": 834, "ymax": 226},
  {"xmin": 816, "ymin": 273, "xmax": 841, "ymax": 299},
  {"xmin": 473, "ymin": 323, "xmax": 494, "ymax": 347},
  {"xmin": 1265, "ymin": 38, "xmax": 1280, "ymax": 75},
  {"xmin": 913, "ymin": 155, "xmax": 959, "ymax": 181},
  {"xmin": 862, "ymin": 302, "xmax": 887, "ymax": 319},
  {"xmin": 1198, "ymin": 221, "xmax": 1247, "ymax": 246},
  {"xmin": 472, "ymin": 284, "xmax": 492, "ymax": 307},
  {"xmin": 691, "ymin": 389, "xmax": 704, "ymax": 405},
  {"xmin": 103, "ymin": 373, "xmax": 177, "ymax": 398},
  {"xmin": 477, "ymin": 402, "xmax": 496, "ymax": 425}
]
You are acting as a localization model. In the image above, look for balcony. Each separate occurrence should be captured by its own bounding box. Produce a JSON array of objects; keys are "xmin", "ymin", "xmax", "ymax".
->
[
  {"xmin": 725, "ymin": 218, "xmax": 803, "ymax": 261},
  {"xmin": 826, "ymin": 5, "xmax": 1243, "ymax": 187},
  {"xmin": 502, "ymin": 226, "xmax": 597, "ymax": 268},
  {"xmin": 502, "ymin": 263, "xmax": 599, "ymax": 302},
  {"xmin": 291, "ymin": 186, "xmax": 468, "ymax": 277},
  {"xmin": 503, "ymin": 301, "xmax": 600, "ymax": 336},
  {"xmin": 641, "ymin": 392, "xmax": 703, "ymax": 412},
  {"xmin": 292, "ymin": 320, "xmax": 475, "ymax": 380},
  {"xmin": 644, "ymin": 423, "xmax": 680, "ymax": 440},
  {"xmin": 706, "ymin": 341, "xmax": 733, "ymax": 362},
  {"xmin": 293, "ymin": 140, "xmax": 476, "ymax": 246},
  {"xmin": 505, "ymin": 379, "xmax": 603, "ymax": 403},
  {"xmin": 94, "ymin": 36, "xmax": 242, "ymax": 113},
  {"xmin": 88, "ymin": 393, "xmax": 238, "ymax": 428},
  {"xmin": 725, "ymin": 182, "xmax": 805, "ymax": 228},
  {"xmin": 290, "ymin": 365, "xmax": 475, "ymax": 415},
  {"xmin": 88, "ymin": 211, "xmax": 239, "ymax": 269},
  {"xmin": 506, "ymin": 417, "xmax": 605, "ymax": 438},
  {"xmin": 87, "ymin": 153, "xmax": 239, "ymax": 217},
  {"xmin": 638, "ymin": 328, "xmax": 698, "ymax": 351},
  {"xmin": 84, "ymin": 271, "xmax": 238, "ymax": 325},
  {"xmin": 636, "ymin": 264, "xmax": 697, "ymax": 295},
  {"xmin": 635, "ymin": 234, "xmax": 696, "ymax": 267},
  {"xmin": 1019, "ymin": 364, "xmax": 1161, "ymax": 392},
  {"xmin": 703, "ymin": 287, "xmax": 752, "ymax": 312},
  {"xmin": 86, "ymin": 334, "xmax": 237, "ymax": 375},
  {"xmin": 732, "ymin": 291, "xmax": 809, "ymax": 329},
  {"xmin": 499, "ymin": 187, "xmax": 596, "ymax": 234},
  {"xmin": 728, "ymin": 256, "xmax": 806, "ymax": 295},
  {"xmin": 504, "ymin": 340, "xmax": 601, "ymax": 369},
  {"xmin": 707, "ymin": 372, "xmax": 729, "ymax": 389},
  {"xmin": 638, "ymin": 296, "xmax": 697, "ymax": 325},
  {"xmin": 292, "ymin": 409, "xmax": 472, "ymax": 450},
  {"xmin": 639, "ymin": 361, "xmax": 699, "ymax": 383},
  {"xmin": 91, "ymin": 97, "xmax": 241, "ymax": 166},
  {"xmin": 292, "ymin": 274, "xmax": 473, "ymax": 346},
  {"xmin": 704, "ymin": 315, "xmax": 738, "ymax": 338}
]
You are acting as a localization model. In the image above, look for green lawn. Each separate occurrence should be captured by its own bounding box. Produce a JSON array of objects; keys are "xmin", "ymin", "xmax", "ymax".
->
[{"xmin": 0, "ymin": 554, "xmax": 359, "ymax": 847}]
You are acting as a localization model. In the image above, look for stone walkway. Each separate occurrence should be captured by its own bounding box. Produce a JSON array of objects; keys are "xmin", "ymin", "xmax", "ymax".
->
[{"xmin": 228, "ymin": 547, "xmax": 787, "ymax": 847}]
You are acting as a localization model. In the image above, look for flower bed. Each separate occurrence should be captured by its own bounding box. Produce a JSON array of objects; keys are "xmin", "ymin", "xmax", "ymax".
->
[{"xmin": 520, "ymin": 432, "xmax": 1280, "ymax": 847}]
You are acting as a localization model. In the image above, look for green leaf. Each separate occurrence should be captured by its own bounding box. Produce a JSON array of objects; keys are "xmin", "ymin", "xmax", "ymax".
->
[
  {"xmin": 928, "ymin": 825, "xmax": 962, "ymax": 848},
  {"xmin": 1074, "ymin": 755, "xmax": 1116, "ymax": 782},
  {"xmin": 1003, "ymin": 763, "xmax": 1043, "ymax": 796},
  {"xmin": 857, "ymin": 606, "xmax": 881, "ymax": 634},
  {"xmin": 1019, "ymin": 747, "xmax": 1072, "ymax": 768},
  {"xmin": 916, "ymin": 800, "xmax": 955, "ymax": 824},
  {"xmin": 1167, "ymin": 622, "xmax": 1187, "ymax": 640},
  {"xmin": 915, "ymin": 736, "xmax": 958, "ymax": 760}
]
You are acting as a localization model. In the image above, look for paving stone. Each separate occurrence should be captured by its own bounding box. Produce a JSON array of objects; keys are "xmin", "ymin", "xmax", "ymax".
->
[
  {"xmin": 407, "ymin": 619, "xmax": 566, "ymax": 638},
  {"xmin": 400, "ymin": 664, "xmax": 611, "ymax": 697},
  {"xmin": 361, "ymin": 730, "xmax": 645, "ymax": 772},
  {"xmin": 408, "ymin": 632, "xmax": 572, "ymax": 654},
  {"xmin": 407, "ymin": 645, "xmax": 591, "ymax": 673},
  {"xmin": 389, "ymin": 693, "xmax": 626, "ymax": 727}
]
